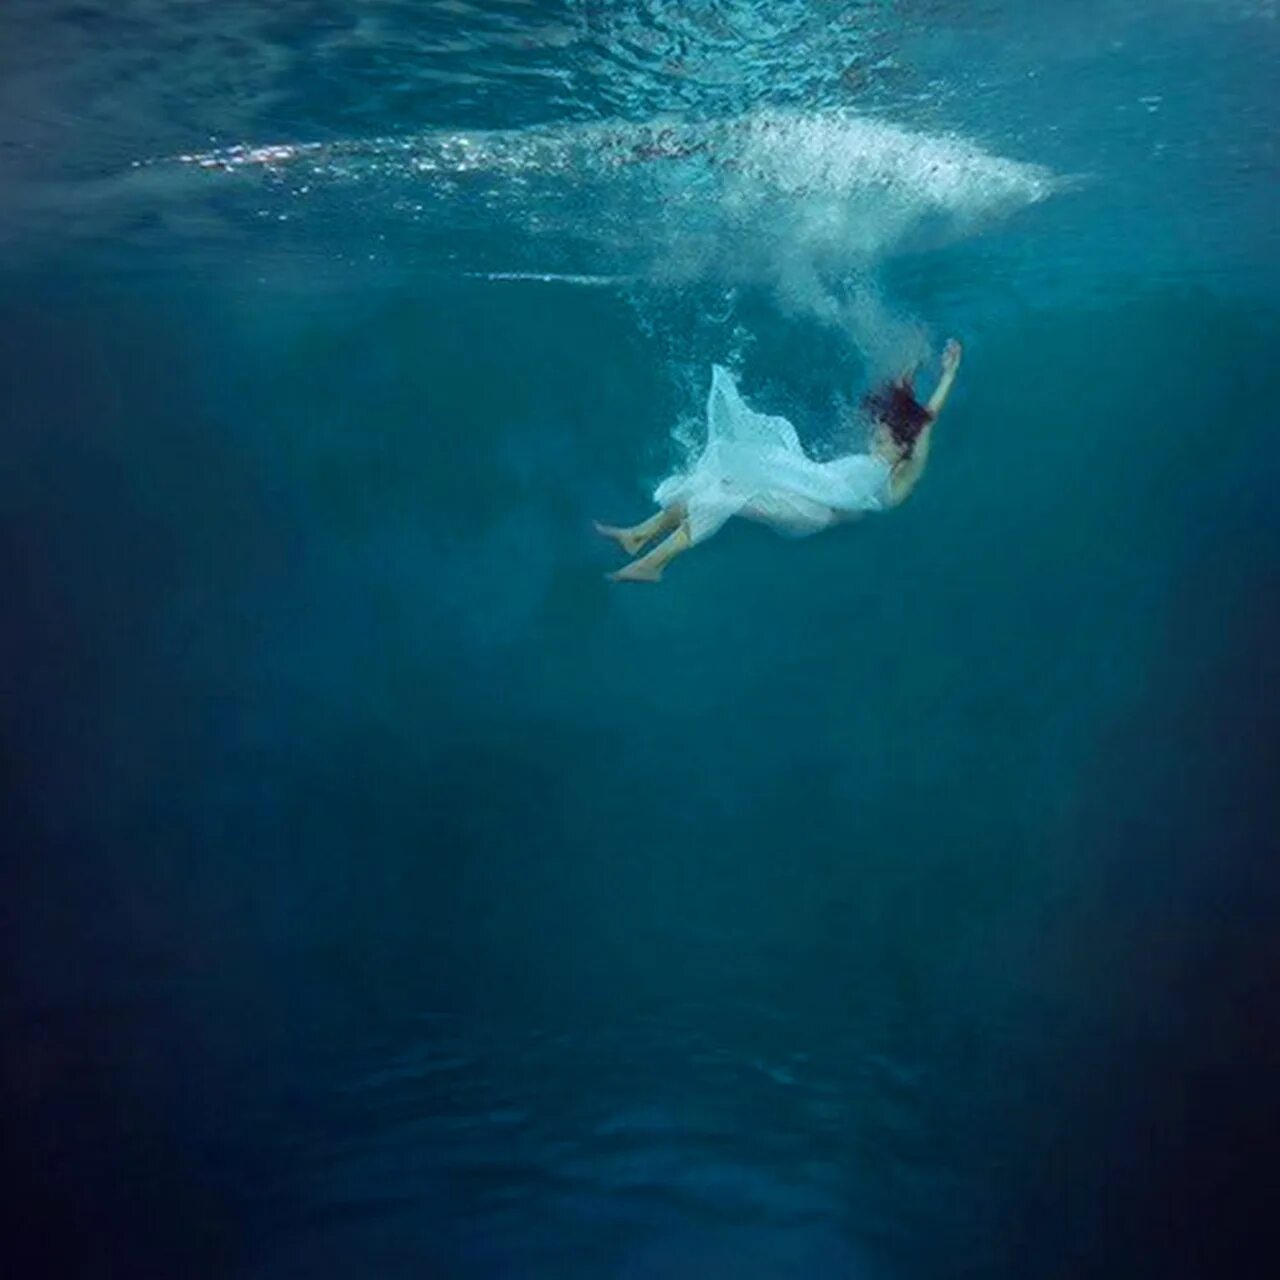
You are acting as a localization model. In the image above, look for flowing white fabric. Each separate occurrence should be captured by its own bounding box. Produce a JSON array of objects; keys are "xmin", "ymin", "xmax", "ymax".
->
[{"xmin": 654, "ymin": 365, "xmax": 892, "ymax": 545}]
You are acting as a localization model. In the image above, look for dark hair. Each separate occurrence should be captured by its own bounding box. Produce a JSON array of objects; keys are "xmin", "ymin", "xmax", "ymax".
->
[{"xmin": 862, "ymin": 377, "xmax": 934, "ymax": 457}]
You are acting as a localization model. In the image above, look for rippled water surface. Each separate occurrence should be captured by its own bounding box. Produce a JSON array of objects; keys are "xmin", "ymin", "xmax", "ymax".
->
[{"xmin": 3, "ymin": 3, "xmax": 1280, "ymax": 1278}]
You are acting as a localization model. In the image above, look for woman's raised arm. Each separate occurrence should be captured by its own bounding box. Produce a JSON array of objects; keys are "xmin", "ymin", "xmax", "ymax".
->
[{"xmin": 926, "ymin": 339, "xmax": 963, "ymax": 417}]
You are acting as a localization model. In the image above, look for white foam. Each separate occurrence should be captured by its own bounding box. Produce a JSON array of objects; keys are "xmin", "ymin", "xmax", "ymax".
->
[
  {"xmin": 157, "ymin": 111, "xmax": 1062, "ymax": 299},
  {"xmin": 169, "ymin": 110, "xmax": 1059, "ymax": 216}
]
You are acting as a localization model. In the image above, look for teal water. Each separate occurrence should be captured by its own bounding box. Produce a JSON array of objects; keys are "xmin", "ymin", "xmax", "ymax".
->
[{"xmin": 3, "ymin": 4, "xmax": 1280, "ymax": 1278}]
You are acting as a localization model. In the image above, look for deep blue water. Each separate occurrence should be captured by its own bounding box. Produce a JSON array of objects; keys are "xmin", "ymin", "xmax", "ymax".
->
[{"xmin": 3, "ymin": 4, "xmax": 1280, "ymax": 1278}]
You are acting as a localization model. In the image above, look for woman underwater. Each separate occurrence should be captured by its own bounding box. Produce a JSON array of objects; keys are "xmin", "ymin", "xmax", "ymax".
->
[{"xmin": 596, "ymin": 338, "xmax": 962, "ymax": 582}]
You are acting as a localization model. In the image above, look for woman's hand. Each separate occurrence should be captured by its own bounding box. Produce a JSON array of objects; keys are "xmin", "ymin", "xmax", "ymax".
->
[{"xmin": 941, "ymin": 338, "xmax": 962, "ymax": 372}]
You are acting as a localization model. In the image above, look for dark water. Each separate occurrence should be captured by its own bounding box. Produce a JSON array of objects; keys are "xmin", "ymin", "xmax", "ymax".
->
[{"xmin": 4, "ymin": 4, "xmax": 1280, "ymax": 1278}]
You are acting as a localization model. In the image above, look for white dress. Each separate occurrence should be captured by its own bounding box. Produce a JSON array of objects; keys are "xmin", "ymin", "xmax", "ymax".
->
[{"xmin": 654, "ymin": 365, "xmax": 893, "ymax": 545}]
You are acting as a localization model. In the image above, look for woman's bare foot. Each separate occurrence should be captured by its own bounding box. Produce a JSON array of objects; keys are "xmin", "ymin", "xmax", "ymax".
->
[
  {"xmin": 593, "ymin": 521, "xmax": 650, "ymax": 556},
  {"xmin": 608, "ymin": 559, "xmax": 664, "ymax": 583}
]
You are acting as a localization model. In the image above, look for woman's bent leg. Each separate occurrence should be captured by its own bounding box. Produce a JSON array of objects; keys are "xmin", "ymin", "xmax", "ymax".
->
[
  {"xmin": 609, "ymin": 521, "xmax": 693, "ymax": 583},
  {"xmin": 594, "ymin": 505, "xmax": 683, "ymax": 556}
]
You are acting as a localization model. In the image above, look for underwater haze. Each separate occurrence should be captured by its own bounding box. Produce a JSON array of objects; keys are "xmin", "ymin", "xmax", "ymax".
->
[{"xmin": 3, "ymin": 2, "xmax": 1280, "ymax": 1277}]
